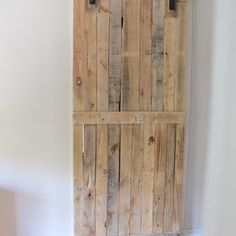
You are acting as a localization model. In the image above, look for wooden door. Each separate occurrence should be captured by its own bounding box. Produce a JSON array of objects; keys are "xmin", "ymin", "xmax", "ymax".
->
[{"xmin": 73, "ymin": 0, "xmax": 187, "ymax": 235}]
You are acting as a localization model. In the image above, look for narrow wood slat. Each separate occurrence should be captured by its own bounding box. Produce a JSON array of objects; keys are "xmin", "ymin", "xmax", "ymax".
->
[
  {"xmin": 142, "ymin": 124, "xmax": 156, "ymax": 233},
  {"xmin": 74, "ymin": 125, "xmax": 84, "ymax": 236},
  {"xmin": 85, "ymin": 7, "xmax": 97, "ymax": 112},
  {"xmin": 130, "ymin": 125, "xmax": 144, "ymax": 234},
  {"xmin": 119, "ymin": 125, "xmax": 132, "ymax": 235},
  {"xmin": 174, "ymin": 0, "xmax": 187, "ymax": 112},
  {"xmin": 153, "ymin": 124, "xmax": 167, "ymax": 233},
  {"xmin": 74, "ymin": 112, "xmax": 185, "ymax": 125},
  {"xmin": 73, "ymin": 0, "xmax": 86, "ymax": 112},
  {"xmin": 83, "ymin": 125, "xmax": 96, "ymax": 236},
  {"xmin": 108, "ymin": 0, "xmax": 122, "ymax": 235},
  {"xmin": 83, "ymin": 5, "xmax": 97, "ymax": 236},
  {"xmin": 151, "ymin": 1, "xmax": 166, "ymax": 233},
  {"xmin": 163, "ymin": 5, "xmax": 178, "ymax": 233},
  {"xmin": 172, "ymin": 124, "xmax": 184, "ymax": 231},
  {"xmin": 73, "ymin": 0, "xmax": 85, "ymax": 235},
  {"xmin": 122, "ymin": 0, "xmax": 141, "ymax": 111},
  {"xmin": 152, "ymin": 0, "xmax": 165, "ymax": 111},
  {"xmin": 96, "ymin": 1, "xmax": 109, "ymax": 235},
  {"xmin": 163, "ymin": 124, "xmax": 176, "ymax": 232},
  {"xmin": 109, "ymin": 0, "xmax": 122, "ymax": 111},
  {"xmin": 96, "ymin": 125, "xmax": 108, "ymax": 236},
  {"xmin": 140, "ymin": 0, "xmax": 152, "ymax": 111},
  {"xmin": 122, "ymin": 1, "xmax": 141, "ymax": 234},
  {"xmin": 164, "ymin": 15, "xmax": 177, "ymax": 112},
  {"xmin": 107, "ymin": 125, "xmax": 120, "ymax": 235},
  {"xmin": 172, "ymin": 1, "xmax": 187, "ymax": 231},
  {"xmin": 97, "ymin": 0, "xmax": 109, "ymax": 111}
]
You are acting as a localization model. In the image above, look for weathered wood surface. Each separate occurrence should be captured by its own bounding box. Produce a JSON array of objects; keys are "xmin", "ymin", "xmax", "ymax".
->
[
  {"xmin": 73, "ymin": 0, "xmax": 187, "ymax": 235},
  {"xmin": 74, "ymin": 112, "xmax": 185, "ymax": 125}
]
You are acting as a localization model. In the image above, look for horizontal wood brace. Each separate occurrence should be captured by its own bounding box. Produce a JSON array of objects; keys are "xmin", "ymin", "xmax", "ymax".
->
[{"xmin": 73, "ymin": 112, "xmax": 185, "ymax": 125}]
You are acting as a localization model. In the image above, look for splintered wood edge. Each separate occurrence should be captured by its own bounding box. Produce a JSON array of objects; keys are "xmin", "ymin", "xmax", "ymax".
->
[{"xmin": 74, "ymin": 112, "xmax": 185, "ymax": 125}]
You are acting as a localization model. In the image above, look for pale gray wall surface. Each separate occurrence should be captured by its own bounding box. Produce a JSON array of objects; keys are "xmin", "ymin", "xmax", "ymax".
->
[
  {"xmin": 183, "ymin": 0, "xmax": 214, "ymax": 231},
  {"xmin": 203, "ymin": 1, "xmax": 236, "ymax": 236},
  {"xmin": 0, "ymin": 1, "xmax": 72, "ymax": 236}
]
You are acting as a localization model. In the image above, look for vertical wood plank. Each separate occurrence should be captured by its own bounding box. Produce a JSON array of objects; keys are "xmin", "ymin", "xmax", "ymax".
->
[
  {"xmin": 139, "ymin": 0, "xmax": 154, "ymax": 233},
  {"xmin": 122, "ymin": 0, "xmax": 141, "ymax": 111},
  {"xmin": 153, "ymin": 124, "xmax": 167, "ymax": 233},
  {"xmin": 109, "ymin": 0, "xmax": 122, "ymax": 112},
  {"xmin": 119, "ymin": 125, "xmax": 132, "ymax": 235},
  {"xmin": 83, "ymin": 5, "xmax": 97, "ymax": 236},
  {"xmin": 97, "ymin": 0, "xmax": 109, "ymax": 112},
  {"xmin": 74, "ymin": 0, "xmax": 86, "ymax": 112},
  {"xmin": 172, "ymin": 124, "xmax": 184, "ymax": 231},
  {"xmin": 83, "ymin": 125, "xmax": 96, "ymax": 236},
  {"xmin": 175, "ymin": 0, "xmax": 187, "ymax": 112},
  {"xmin": 164, "ymin": 15, "xmax": 177, "ymax": 112},
  {"xmin": 163, "ymin": 7, "xmax": 177, "ymax": 232},
  {"xmin": 130, "ymin": 125, "xmax": 144, "ymax": 234},
  {"xmin": 108, "ymin": 0, "xmax": 122, "ymax": 235},
  {"xmin": 163, "ymin": 124, "xmax": 176, "ymax": 232},
  {"xmin": 96, "ymin": 1, "xmax": 110, "ymax": 235},
  {"xmin": 151, "ymin": 0, "xmax": 165, "ymax": 111},
  {"xmin": 142, "ymin": 124, "xmax": 156, "ymax": 233},
  {"xmin": 107, "ymin": 125, "xmax": 120, "ymax": 235},
  {"xmin": 151, "ymin": 1, "xmax": 166, "ymax": 233},
  {"xmin": 172, "ymin": 1, "xmax": 187, "ymax": 230},
  {"xmin": 96, "ymin": 125, "xmax": 108, "ymax": 236},
  {"xmin": 119, "ymin": 0, "xmax": 141, "ymax": 235},
  {"xmin": 140, "ymin": 0, "xmax": 152, "ymax": 111},
  {"xmin": 74, "ymin": 0, "xmax": 86, "ymax": 235},
  {"xmin": 74, "ymin": 125, "xmax": 84, "ymax": 236}
]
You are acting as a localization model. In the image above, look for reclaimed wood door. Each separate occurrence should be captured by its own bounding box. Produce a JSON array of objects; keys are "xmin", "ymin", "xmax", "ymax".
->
[{"xmin": 73, "ymin": 0, "xmax": 187, "ymax": 235}]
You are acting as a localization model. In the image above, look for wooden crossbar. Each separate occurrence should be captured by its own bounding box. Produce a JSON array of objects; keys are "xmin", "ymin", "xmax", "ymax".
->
[{"xmin": 74, "ymin": 112, "xmax": 185, "ymax": 125}]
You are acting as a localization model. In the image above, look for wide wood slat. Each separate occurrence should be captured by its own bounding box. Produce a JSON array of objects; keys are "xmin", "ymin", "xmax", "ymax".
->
[{"xmin": 74, "ymin": 112, "xmax": 185, "ymax": 125}]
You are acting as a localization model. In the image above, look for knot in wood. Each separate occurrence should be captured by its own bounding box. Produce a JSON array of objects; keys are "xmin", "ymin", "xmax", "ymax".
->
[{"xmin": 149, "ymin": 136, "xmax": 155, "ymax": 145}]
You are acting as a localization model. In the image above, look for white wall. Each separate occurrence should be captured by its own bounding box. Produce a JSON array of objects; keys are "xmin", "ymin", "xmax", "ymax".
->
[
  {"xmin": 185, "ymin": 1, "xmax": 236, "ymax": 235},
  {"xmin": 183, "ymin": 0, "xmax": 214, "ymax": 232},
  {"xmin": 0, "ymin": 1, "xmax": 72, "ymax": 236},
  {"xmin": 203, "ymin": 0, "xmax": 236, "ymax": 235}
]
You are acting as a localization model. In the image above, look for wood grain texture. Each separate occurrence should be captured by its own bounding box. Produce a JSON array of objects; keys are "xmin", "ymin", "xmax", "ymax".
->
[
  {"xmin": 73, "ymin": 0, "xmax": 85, "ymax": 235},
  {"xmin": 83, "ymin": 125, "xmax": 96, "ymax": 236},
  {"xmin": 107, "ymin": 125, "xmax": 120, "ymax": 236},
  {"xmin": 152, "ymin": 0, "xmax": 165, "ymax": 111},
  {"xmin": 119, "ymin": 124, "xmax": 132, "ymax": 235},
  {"xmin": 83, "ymin": 4, "xmax": 97, "ymax": 236},
  {"xmin": 73, "ymin": 0, "xmax": 187, "ymax": 235},
  {"xmin": 173, "ymin": 124, "xmax": 184, "ymax": 231},
  {"xmin": 140, "ymin": 0, "xmax": 152, "ymax": 111},
  {"xmin": 74, "ymin": 112, "xmax": 185, "ymax": 125},
  {"xmin": 142, "ymin": 124, "xmax": 156, "ymax": 233},
  {"xmin": 172, "ymin": 1, "xmax": 187, "ymax": 231},
  {"xmin": 153, "ymin": 124, "xmax": 167, "ymax": 233},
  {"xmin": 163, "ymin": 4, "xmax": 178, "ymax": 233},
  {"xmin": 130, "ymin": 125, "xmax": 144, "ymax": 234},
  {"xmin": 96, "ymin": 1, "xmax": 109, "ymax": 235},
  {"xmin": 74, "ymin": 125, "xmax": 84, "ymax": 236},
  {"xmin": 107, "ymin": 0, "xmax": 122, "ymax": 235}
]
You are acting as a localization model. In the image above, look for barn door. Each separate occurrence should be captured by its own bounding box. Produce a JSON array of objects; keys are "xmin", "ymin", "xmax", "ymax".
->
[{"xmin": 73, "ymin": 0, "xmax": 187, "ymax": 235}]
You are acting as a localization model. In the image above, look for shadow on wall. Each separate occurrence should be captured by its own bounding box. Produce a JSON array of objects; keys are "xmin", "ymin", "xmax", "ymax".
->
[{"xmin": 0, "ymin": 189, "xmax": 17, "ymax": 236}]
